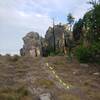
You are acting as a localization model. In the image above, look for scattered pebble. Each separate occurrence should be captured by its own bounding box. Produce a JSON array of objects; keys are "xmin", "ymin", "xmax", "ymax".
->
[
  {"xmin": 39, "ymin": 93, "xmax": 51, "ymax": 100},
  {"xmin": 80, "ymin": 64, "xmax": 89, "ymax": 67},
  {"xmin": 93, "ymin": 72, "xmax": 100, "ymax": 76}
]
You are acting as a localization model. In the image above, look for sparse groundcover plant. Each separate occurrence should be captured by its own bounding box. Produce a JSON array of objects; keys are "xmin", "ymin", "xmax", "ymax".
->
[
  {"xmin": 59, "ymin": 93, "xmax": 80, "ymax": 100},
  {"xmin": 34, "ymin": 79, "xmax": 54, "ymax": 88},
  {"xmin": 49, "ymin": 50, "xmax": 64, "ymax": 56},
  {"xmin": 5, "ymin": 54, "xmax": 12, "ymax": 61},
  {"xmin": 6, "ymin": 54, "xmax": 20, "ymax": 62},
  {"xmin": 0, "ymin": 94, "xmax": 17, "ymax": 100},
  {"xmin": 0, "ymin": 88, "xmax": 18, "ymax": 100},
  {"xmin": 0, "ymin": 87, "xmax": 31, "ymax": 100},
  {"xmin": 16, "ymin": 86, "xmax": 29, "ymax": 97},
  {"xmin": 11, "ymin": 55, "xmax": 20, "ymax": 62}
]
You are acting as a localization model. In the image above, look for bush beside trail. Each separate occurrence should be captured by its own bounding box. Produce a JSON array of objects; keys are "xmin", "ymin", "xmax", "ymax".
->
[{"xmin": 76, "ymin": 42, "xmax": 100, "ymax": 63}]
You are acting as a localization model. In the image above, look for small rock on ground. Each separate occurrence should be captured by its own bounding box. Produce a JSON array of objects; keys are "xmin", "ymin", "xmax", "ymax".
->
[{"xmin": 39, "ymin": 93, "xmax": 52, "ymax": 100}]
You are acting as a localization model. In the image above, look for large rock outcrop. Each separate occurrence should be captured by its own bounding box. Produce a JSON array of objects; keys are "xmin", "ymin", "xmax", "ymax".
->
[
  {"xmin": 45, "ymin": 24, "xmax": 70, "ymax": 53},
  {"xmin": 20, "ymin": 32, "xmax": 41, "ymax": 57},
  {"xmin": 20, "ymin": 24, "xmax": 72, "ymax": 57}
]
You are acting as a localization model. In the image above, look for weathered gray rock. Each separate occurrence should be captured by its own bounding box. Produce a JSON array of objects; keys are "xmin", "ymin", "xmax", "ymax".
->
[
  {"xmin": 39, "ymin": 93, "xmax": 52, "ymax": 100},
  {"xmin": 45, "ymin": 24, "xmax": 70, "ymax": 54},
  {"xmin": 93, "ymin": 72, "xmax": 100, "ymax": 76},
  {"xmin": 20, "ymin": 32, "xmax": 41, "ymax": 57},
  {"xmin": 20, "ymin": 24, "xmax": 71, "ymax": 57},
  {"xmin": 80, "ymin": 64, "xmax": 89, "ymax": 67}
]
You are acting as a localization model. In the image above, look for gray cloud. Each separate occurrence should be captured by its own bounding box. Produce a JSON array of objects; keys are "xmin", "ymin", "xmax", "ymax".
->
[{"xmin": 0, "ymin": 0, "xmax": 90, "ymax": 55}]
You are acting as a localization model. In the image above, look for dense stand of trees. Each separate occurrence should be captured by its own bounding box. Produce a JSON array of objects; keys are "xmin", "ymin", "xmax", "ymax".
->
[
  {"xmin": 73, "ymin": 0, "xmax": 100, "ymax": 44},
  {"xmin": 73, "ymin": 0, "xmax": 100, "ymax": 63}
]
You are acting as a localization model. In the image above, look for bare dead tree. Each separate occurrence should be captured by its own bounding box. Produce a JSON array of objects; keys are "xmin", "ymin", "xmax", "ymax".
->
[{"xmin": 52, "ymin": 18, "xmax": 56, "ymax": 52}]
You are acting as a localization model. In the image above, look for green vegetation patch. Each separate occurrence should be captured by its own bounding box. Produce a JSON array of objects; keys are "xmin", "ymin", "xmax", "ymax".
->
[
  {"xmin": 75, "ymin": 42, "xmax": 100, "ymax": 63},
  {"xmin": 34, "ymin": 79, "xmax": 54, "ymax": 88},
  {"xmin": 0, "ymin": 87, "xmax": 32, "ymax": 100},
  {"xmin": 59, "ymin": 93, "xmax": 81, "ymax": 100}
]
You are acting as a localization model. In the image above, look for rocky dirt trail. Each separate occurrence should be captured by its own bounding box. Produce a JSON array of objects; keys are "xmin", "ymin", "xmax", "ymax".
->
[
  {"xmin": 39, "ymin": 58, "xmax": 89, "ymax": 100},
  {"xmin": 25, "ymin": 57, "xmax": 83, "ymax": 100},
  {"xmin": 42, "ymin": 56, "xmax": 100, "ymax": 100},
  {"xmin": 25, "ymin": 57, "xmax": 54, "ymax": 99}
]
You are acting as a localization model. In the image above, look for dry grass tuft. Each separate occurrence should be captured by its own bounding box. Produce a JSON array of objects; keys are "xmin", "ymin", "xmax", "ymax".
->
[
  {"xmin": 34, "ymin": 79, "xmax": 54, "ymax": 88},
  {"xmin": 0, "ymin": 86, "xmax": 32, "ymax": 100}
]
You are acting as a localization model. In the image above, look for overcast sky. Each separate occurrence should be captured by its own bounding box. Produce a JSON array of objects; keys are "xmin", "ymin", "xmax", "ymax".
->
[{"xmin": 0, "ymin": 0, "xmax": 91, "ymax": 55}]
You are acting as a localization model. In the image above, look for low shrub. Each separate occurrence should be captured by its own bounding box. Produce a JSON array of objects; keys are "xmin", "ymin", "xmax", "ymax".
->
[
  {"xmin": 17, "ymin": 87, "xmax": 29, "ymax": 96},
  {"xmin": 75, "ymin": 42, "xmax": 100, "ymax": 63},
  {"xmin": 6, "ymin": 54, "xmax": 20, "ymax": 62},
  {"xmin": 90, "ymin": 42, "xmax": 100, "ymax": 63},
  {"xmin": 34, "ymin": 79, "xmax": 54, "ymax": 88},
  {"xmin": 6, "ymin": 54, "xmax": 12, "ymax": 61},
  {"xmin": 76, "ymin": 46, "xmax": 90, "ymax": 63},
  {"xmin": 11, "ymin": 55, "xmax": 20, "ymax": 62},
  {"xmin": 49, "ymin": 51, "xmax": 64, "ymax": 56}
]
